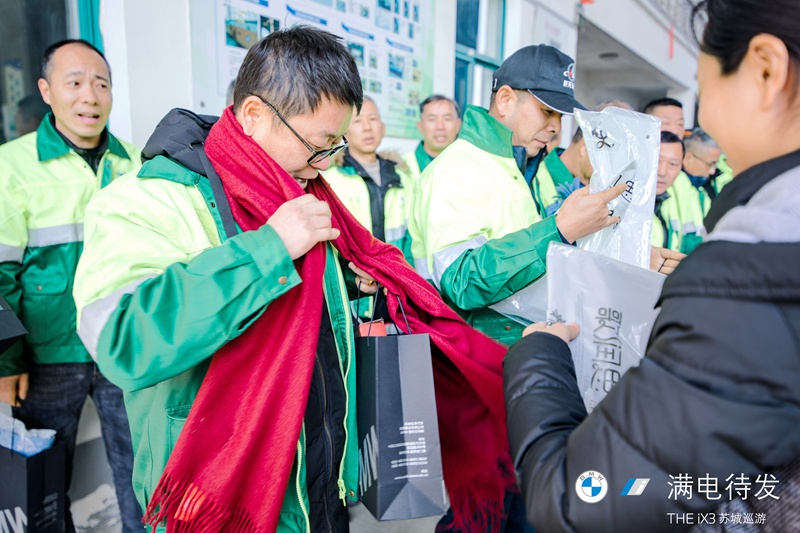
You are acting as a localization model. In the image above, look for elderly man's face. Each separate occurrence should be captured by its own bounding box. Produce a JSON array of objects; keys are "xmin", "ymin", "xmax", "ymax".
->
[
  {"xmin": 417, "ymin": 99, "xmax": 461, "ymax": 155},
  {"xmin": 684, "ymin": 143, "xmax": 722, "ymax": 178}
]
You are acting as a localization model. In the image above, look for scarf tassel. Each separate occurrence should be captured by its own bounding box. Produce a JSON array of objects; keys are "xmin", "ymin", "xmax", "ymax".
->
[{"xmin": 145, "ymin": 474, "xmax": 263, "ymax": 533}]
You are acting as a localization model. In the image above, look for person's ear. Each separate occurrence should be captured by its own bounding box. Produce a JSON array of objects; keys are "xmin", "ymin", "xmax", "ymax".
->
[
  {"xmin": 492, "ymin": 86, "xmax": 517, "ymax": 117},
  {"xmin": 38, "ymin": 78, "xmax": 51, "ymax": 106},
  {"xmin": 238, "ymin": 95, "xmax": 267, "ymax": 137},
  {"xmin": 745, "ymin": 34, "xmax": 792, "ymax": 111},
  {"xmin": 416, "ymin": 121, "xmax": 423, "ymax": 136}
]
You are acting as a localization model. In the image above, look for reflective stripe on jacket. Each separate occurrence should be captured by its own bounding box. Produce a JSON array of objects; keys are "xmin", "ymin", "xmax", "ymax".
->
[
  {"xmin": 0, "ymin": 115, "xmax": 140, "ymax": 375},
  {"xmin": 408, "ymin": 105, "xmax": 561, "ymax": 345},
  {"xmin": 73, "ymin": 155, "xmax": 358, "ymax": 533}
]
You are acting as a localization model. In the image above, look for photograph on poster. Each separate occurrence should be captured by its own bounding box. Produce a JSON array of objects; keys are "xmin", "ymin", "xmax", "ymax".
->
[
  {"xmin": 389, "ymin": 53, "xmax": 405, "ymax": 79},
  {"xmin": 260, "ymin": 17, "xmax": 280, "ymax": 39},
  {"xmin": 210, "ymin": 0, "xmax": 432, "ymax": 137},
  {"xmin": 225, "ymin": 7, "xmax": 258, "ymax": 49},
  {"xmin": 348, "ymin": 42, "xmax": 365, "ymax": 66}
]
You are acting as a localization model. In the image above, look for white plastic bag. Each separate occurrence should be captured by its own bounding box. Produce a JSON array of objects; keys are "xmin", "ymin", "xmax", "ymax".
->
[
  {"xmin": 546, "ymin": 243, "xmax": 665, "ymax": 413},
  {"xmin": 0, "ymin": 411, "xmax": 56, "ymax": 457},
  {"xmin": 491, "ymin": 107, "xmax": 661, "ymax": 326},
  {"xmin": 575, "ymin": 107, "xmax": 661, "ymax": 268}
]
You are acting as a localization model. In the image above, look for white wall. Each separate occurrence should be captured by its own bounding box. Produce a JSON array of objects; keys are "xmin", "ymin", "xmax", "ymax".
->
[
  {"xmin": 580, "ymin": 0, "xmax": 698, "ymax": 125},
  {"xmin": 102, "ymin": 0, "xmax": 195, "ymax": 147}
]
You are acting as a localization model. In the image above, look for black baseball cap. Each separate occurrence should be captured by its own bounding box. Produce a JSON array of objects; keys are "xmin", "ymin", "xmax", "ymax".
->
[{"xmin": 492, "ymin": 44, "xmax": 586, "ymax": 116}]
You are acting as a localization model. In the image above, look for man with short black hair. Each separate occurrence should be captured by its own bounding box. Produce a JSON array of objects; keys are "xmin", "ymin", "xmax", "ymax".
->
[
  {"xmin": 643, "ymin": 96, "xmax": 685, "ymax": 137},
  {"xmin": 0, "ymin": 39, "xmax": 142, "ymax": 533},
  {"xmin": 74, "ymin": 26, "xmax": 516, "ymax": 533},
  {"xmin": 652, "ymin": 131, "xmax": 685, "ymax": 252},
  {"xmin": 402, "ymin": 94, "xmax": 461, "ymax": 184}
]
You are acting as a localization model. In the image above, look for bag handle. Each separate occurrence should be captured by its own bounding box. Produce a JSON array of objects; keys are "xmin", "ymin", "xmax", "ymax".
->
[
  {"xmin": 193, "ymin": 142, "xmax": 238, "ymax": 240},
  {"xmin": 355, "ymin": 280, "xmax": 413, "ymax": 336}
]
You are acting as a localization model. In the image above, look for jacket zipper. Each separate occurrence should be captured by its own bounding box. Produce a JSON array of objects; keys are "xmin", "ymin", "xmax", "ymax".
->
[
  {"xmin": 331, "ymin": 247, "xmax": 353, "ymax": 502},
  {"xmin": 295, "ymin": 427, "xmax": 311, "ymax": 533},
  {"xmin": 315, "ymin": 354, "xmax": 335, "ymax": 533}
]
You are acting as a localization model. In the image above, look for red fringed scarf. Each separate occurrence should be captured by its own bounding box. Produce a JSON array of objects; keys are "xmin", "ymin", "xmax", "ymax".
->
[{"xmin": 144, "ymin": 107, "xmax": 515, "ymax": 532}]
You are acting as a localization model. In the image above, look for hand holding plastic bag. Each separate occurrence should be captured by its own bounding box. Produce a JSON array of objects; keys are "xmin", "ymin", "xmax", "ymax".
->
[
  {"xmin": 545, "ymin": 243, "xmax": 664, "ymax": 413},
  {"xmin": 0, "ymin": 411, "xmax": 56, "ymax": 457},
  {"xmin": 575, "ymin": 107, "xmax": 661, "ymax": 268}
]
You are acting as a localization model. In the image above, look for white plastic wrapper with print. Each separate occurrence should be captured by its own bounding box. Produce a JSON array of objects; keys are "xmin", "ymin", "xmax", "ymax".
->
[
  {"xmin": 575, "ymin": 107, "xmax": 661, "ymax": 268},
  {"xmin": 546, "ymin": 243, "xmax": 665, "ymax": 413}
]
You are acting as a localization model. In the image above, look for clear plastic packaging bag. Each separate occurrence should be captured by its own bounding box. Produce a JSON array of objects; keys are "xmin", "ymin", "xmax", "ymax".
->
[
  {"xmin": 575, "ymin": 106, "xmax": 661, "ymax": 268},
  {"xmin": 546, "ymin": 243, "xmax": 665, "ymax": 413},
  {"xmin": 0, "ymin": 411, "xmax": 56, "ymax": 457},
  {"xmin": 491, "ymin": 107, "xmax": 661, "ymax": 326}
]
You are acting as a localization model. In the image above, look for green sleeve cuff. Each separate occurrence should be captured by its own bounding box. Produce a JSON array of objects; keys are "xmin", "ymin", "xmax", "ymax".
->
[
  {"xmin": 237, "ymin": 224, "xmax": 301, "ymax": 291},
  {"xmin": 0, "ymin": 342, "xmax": 26, "ymax": 377},
  {"xmin": 529, "ymin": 216, "xmax": 562, "ymax": 265}
]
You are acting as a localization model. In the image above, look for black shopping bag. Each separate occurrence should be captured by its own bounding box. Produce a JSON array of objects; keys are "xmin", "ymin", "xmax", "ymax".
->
[
  {"xmin": 0, "ymin": 293, "xmax": 27, "ymax": 355},
  {"xmin": 356, "ymin": 291, "xmax": 448, "ymax": 521},
  {"xmin": 0, "ymin": 442, "xmax": 65, "ymax": 532}
]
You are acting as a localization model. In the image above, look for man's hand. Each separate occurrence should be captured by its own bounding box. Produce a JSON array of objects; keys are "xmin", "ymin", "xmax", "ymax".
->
[
  {"xmin": 555, "ymin": 183, "xmax": 627, "ymax": 243},
  {"xmin": 522, "ymin": 322, "xmax": 580, "ymax": 344},
  {"xmin": 0, "ymin": 373, "xmax": 29, "ymax": 407},
  {"xmin": 349, "ymin": 262, "xmax": 380, "ymax": 295},
  {"xmin": 267, "ymin": 195, "xmax": 340, "ymax": 260},
  {"xmin": 650, "ymin": 246, "xmax": 686, "ymax": 275}
]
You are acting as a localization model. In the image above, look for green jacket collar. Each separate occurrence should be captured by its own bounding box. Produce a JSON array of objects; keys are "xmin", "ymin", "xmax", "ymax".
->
[
  {"xmin": 138, "ymin": 155, "xmax": 201, "ymax": 185},
  {"xmin": 544, "ymin": 148, "xmax": 574, "ymax": 189},
  {"xmin": 414, "ymin": 141, "xmax": 435, "ymax": 172},
  {"xmin": 458, "ymin": 106, "xmax": 514, "ymax": 158},
  {"xmin": 36, "ymin": 112, "xmax": 131, "ymax": 162}
]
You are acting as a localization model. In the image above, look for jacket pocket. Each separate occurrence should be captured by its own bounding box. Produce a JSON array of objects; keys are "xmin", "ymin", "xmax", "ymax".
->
[
  {"xmin": 21, "ymin": 271, "xmax": 68, "ymax": 295},
  {"xmin": 20, "ymin": 271, "xmax": 72, "ymax": 347},
  {"xmin": 166, "ymin": 405, "xmax": 192, "ymax": 454}
]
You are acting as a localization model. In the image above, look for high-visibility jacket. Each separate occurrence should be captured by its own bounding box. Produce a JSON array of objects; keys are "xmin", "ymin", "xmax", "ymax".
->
[
  {"xmin": 408, "ymin": 105, "xmax": 561, "ymax": 345},
  {"xmin": 322, "ymin": 151, "xmax": 412, "ymax": 263},
  {"xmin": 651, "ymin": 191, "xmax": 682, "ymax": 253},
  {"xmin": 73, "ymin": 149, "xmax": 359, "ymax": 533},
  {"xmin": 714, "ymin": 155, "xmax": 734, "ymax": 195},
  {"xmin": 671, "ymin": 172, "xmax": 708, "ymax": 254},
  {"xmin": 401, "ymin": 141, "xmax": 434, "ymax": 189},
  {"xmin": 0, "ymin": 114, "xmax": 140, "ymax": 376}
]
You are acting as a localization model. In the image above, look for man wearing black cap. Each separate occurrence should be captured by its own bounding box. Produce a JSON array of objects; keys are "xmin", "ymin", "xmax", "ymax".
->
[{"xmin": 408, "ymin": 44, "xmax": 625, "ymax": 346}]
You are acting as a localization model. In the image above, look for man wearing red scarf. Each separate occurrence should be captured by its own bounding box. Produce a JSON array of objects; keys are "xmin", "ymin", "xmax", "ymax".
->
[{"xmin": 74, "ymin": 27, "xmax": 514, "ymax": 533}]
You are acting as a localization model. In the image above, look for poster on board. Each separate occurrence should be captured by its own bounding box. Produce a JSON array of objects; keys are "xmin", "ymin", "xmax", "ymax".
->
[{"xmin": 215, "ymin": 0, "xmax": 434, "ymax": 138}]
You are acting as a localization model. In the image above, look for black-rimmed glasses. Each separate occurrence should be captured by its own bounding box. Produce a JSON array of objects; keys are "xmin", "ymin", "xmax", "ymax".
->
[{"xmin": 250, "ymin": 93, "xmax": 348, "ymax": 164}]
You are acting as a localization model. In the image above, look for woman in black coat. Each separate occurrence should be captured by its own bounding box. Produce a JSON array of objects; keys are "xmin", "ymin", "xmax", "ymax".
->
[{"xmin": 503, "ymin": 1, "xmax": 800, "ymax": 531}]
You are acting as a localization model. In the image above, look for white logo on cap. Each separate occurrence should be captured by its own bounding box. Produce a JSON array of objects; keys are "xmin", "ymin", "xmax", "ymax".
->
[{"xmin": 563, "ymin": 62, "xmax": 575, "ymax": 90}]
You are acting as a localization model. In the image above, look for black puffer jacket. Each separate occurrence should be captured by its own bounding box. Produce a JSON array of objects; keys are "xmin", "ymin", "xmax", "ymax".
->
[{"xmin": 504, "ymin": 150, "xmax": 800, "ymax": 532}]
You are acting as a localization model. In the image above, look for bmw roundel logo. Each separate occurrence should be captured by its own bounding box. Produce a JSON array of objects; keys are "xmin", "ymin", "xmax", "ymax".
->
[{"xmin": 575, "ymin": 471, "xmax": 608, "ymax": 503}]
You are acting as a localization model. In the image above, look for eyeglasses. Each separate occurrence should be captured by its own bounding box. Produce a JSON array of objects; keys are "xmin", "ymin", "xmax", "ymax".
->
[
  {"xmin": 250, "ymin": 93, "xmax": 348, "ymax": 165},
  {"xmin": 689, "ymin": 151, "xmax": 718, "ymax": 170}
]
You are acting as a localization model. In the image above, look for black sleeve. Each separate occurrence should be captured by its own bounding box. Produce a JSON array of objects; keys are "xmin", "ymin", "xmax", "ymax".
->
[{"xmin": 504, "ymin": 296, "xmax": 800, "ymax": 533}]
